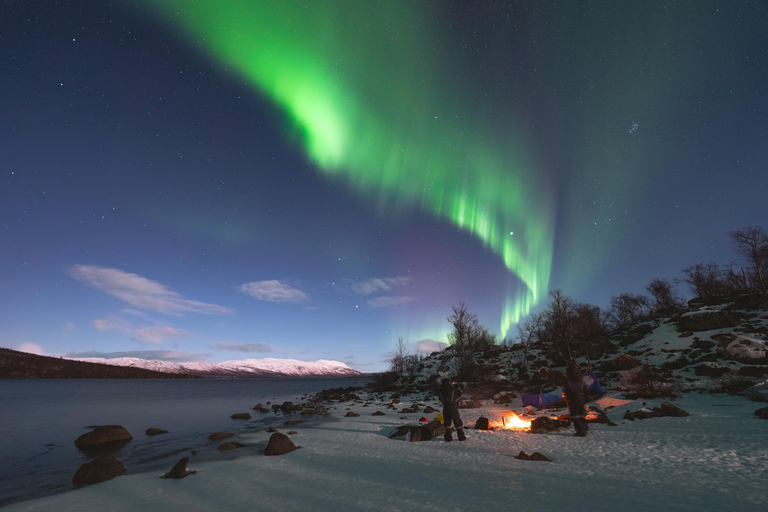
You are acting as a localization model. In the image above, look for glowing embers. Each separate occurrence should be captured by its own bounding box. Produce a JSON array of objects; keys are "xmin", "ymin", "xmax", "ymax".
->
[{"xmin": 500, "ymin": 411, "xmax": 532, "ymax": 431}]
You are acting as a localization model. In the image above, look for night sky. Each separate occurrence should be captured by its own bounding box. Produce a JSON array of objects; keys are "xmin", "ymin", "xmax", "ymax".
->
[{"xmin": 2, "ymin": 1, "xmax": 766, "ymax": 371}]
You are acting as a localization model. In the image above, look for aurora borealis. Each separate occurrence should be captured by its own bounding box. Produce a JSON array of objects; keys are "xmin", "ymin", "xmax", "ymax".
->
[
  {"xmin": 141, "ymin": 0, "xmax": 555, "ymax": 338},
  {"xmin": 2, "ymin": 1, "xmax": 766, "ymax": 370}
]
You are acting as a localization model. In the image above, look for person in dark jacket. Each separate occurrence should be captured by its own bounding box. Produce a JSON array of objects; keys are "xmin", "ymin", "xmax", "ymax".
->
[
  {"xmin": 438, "ymin": 378, "xmax": 466, "ymax": 442},
  {"xmin": 562, "ymin": 363, "xmax": 589, "ymax": 437}
]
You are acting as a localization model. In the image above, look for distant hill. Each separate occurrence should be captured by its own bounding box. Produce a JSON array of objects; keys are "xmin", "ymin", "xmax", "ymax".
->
[
  {"xmin": 72, "ymin": 356, "xmax": 363, "ymax": 379},
  {"xmin": 0, "ymin": 348, "xmax": 198, "ymax": 379}
]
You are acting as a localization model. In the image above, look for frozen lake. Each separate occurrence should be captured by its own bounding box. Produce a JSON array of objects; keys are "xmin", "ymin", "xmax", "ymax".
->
[{"xmin": 0, "ymin": 378, "xmax": 368, "ymax": 507}]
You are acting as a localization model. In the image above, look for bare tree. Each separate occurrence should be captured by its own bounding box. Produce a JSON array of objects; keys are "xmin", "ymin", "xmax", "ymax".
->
[
  {"xmin": 682, "ymin": 263, "xmax": 731, "ymax": 302},
  {"xmin": 388, "ymin": 337, "xmax": 407, "ymax": 375},
  {"xmin": 571, "ymin": 302, "xmax": 609, "ymax": 365},
  {"xmin": 514, "ymin": 313, "xmax": 542, "ymax": 374},
  {"xmin": 730, "ymin": 226, "xmax": 768, "ymax": 296},
  {"xmin": 539, "ymin": 289, "xmax": 576, "ymax": 364},
  {"xmin": 447, "ymin": 302, "xmax": 480, "ymax": 370},
  {"xmin": 646, "ymin": 278, "xmax": 685, "ymax": 315},
  {"xmin": 608, "ymin": 293, "xmax": 650, "ymax": 329}
]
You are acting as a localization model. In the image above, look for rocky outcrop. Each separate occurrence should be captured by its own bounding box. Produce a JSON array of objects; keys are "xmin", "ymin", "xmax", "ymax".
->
[
  {"xmin": 73, "ymin": 454, "xmax": 125, "ymax": 485},
  {"xmin": 75, "ymin": 425, "xmax": 132, "ymax": 447},
  {"xmin": 265, "ymin": 432, "xmax": 298, "ymax": 455}
]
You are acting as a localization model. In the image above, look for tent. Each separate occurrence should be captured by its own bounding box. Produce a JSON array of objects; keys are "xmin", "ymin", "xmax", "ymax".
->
[{"xmin": 522, "ymin": 372, "xmax": 605, "ymax": 409}]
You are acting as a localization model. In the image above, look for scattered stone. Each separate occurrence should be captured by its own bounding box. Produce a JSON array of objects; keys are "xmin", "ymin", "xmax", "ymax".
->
[
  {"xmin": 423, "ymin": 406, "xmax": 438, "ymax": 413},
  {"xmin": 73, "ymin": 454, "xmax": 125, "ymax": 486},
  {"xmin": 265, "ymin": 432, "xmax": 298, "ymax": 456},
  {"xmin": 163, "ymin": 457, "xmax": 192, "ymax": 479},
  {"xmin": 218, "ymin": 442, "xmax": 245, "ymax": 451},
  {"xmin": 267, "ymin": 427, "xmax": 280, "ymax": 433},
  {"xmin": 253, "ymin": 403, "xmax": 263, "ymax": 410},
  {"xmin": 301, "ymin": 409, "xmax": 317, "ymax": 416},
  {"xmin": 754, "ymin": 407, "xmax": 768, "ymax": 420},
  {"xmin": 660, "ymin": 401, "xmax": 690, "ymax": 417},
  {"xmin": 401, "ymin": 407, "xmax": 419, "ymax": 414},
  {"xmin": 372, "ymin": 411, "xmax": 386, "ymax": 416},
  {"xmin": 207, "ymin": 432, "xmax": 234, "ymax": 441},
  {"xmin": 145, "ymin": 428, "xmax": 168, "ymax": 436},
  {"xmin": 494, "ymin": 393, "xmax": 517, "ymax": 404},
  {"xmin": 288, "ymin": 431, "xmax": 298, "ymax": 435},
  {"xmin": 458, "ymin": 400, "xmax": 482, "ymax": 409},
  {"xmin": 231, "ymin": 413, "xmax": 251, "ymax": 420},
  {"xmin": 75, "ymin": 425, "xmax": 133, "ymax": 447},
  {"xmin": 529, "ymin": 452, "xmax": 551, "ymax": 462},
  {"xmin": 345, "ymin": 411, "xmax": 360, "ymax": 417},
  {"xmin": 320, "ymin": 409, "xmax": 330, "ymax": 416},
  {"xmin": 516, "ymin": 451, "xmax": 530, "ymax": 460},
  {"xmin": 474, "ymin": 417, "xmax": 491, "ymax": 430},
  {"xmin": 280, "ymin": 401, "xmax": 295, "ymax": 413},
  {"xmin": 623, "ymin": 408, "xmax": 664, "ymax": 421}
]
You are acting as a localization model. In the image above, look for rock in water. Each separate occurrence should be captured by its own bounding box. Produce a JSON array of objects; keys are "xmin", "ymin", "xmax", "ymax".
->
[
  {"xmin": 73, "ymin": 454, "xmax": 125, "ymax": 485},
  {"xmin": 218, "ymin": 442, "xmax": 245, "ymax": 451},
  {"xmin": 207, "ymin": 432, "xmax": 234, "ymax": 441},
  {"xmin": 165, "ymin": 457, "xmax": 191, "ymax": 479},
  {"xmin": 660, "ymin": 402, "xmax": 690, "ymax": 417},
  {"xmin": 265, "ymin": 432, "xmax": 298, "ymax": 456},
  {"xmin": 75, "ymin": 425, "xmax": 133, "ymax": 447},
  {"xmin": 231, "ymin": 413, "xmax": 251, "ymax": 420},
  {"xmin": 145, "ymin": 428, "xmax": 168, "ymax": 436}
]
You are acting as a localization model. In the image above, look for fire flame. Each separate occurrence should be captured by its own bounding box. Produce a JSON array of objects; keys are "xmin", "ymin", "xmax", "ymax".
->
[{"xmin": 502, "ymin": 411, "xmax": 531, "ymax": 430}]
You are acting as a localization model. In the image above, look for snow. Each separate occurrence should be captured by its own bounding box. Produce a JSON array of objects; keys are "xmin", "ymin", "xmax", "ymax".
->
[
  {"xmin": 72, "ymin": 357, "xmax": 361, "ymax": 378},
  {"xmin": 5, "ymin": 390, "xmax": 767, "ymax": 511}
]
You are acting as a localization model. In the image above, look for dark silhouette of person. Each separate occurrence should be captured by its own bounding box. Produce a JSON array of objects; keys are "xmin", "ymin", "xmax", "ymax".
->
[
  {"xmin": 438, "ymin": 378, "xmax": 466, "ymax": 442},
  {"xmin": 562, "ymin": 363, "xmax": 589, "ymax": 437}
]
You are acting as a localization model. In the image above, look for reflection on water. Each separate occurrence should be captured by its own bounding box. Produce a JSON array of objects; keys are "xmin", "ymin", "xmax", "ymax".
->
[{"xmin": 0, "ymin": 378, "xmax": 366, "ymax": 507}]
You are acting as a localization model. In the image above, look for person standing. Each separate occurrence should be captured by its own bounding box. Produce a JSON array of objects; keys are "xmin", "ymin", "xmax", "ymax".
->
[
  {"xmin": 562, "ymin": 363, "xmax": 589, "ymax": 437},
  {"xmin": 438, "ymin": 378, "xmax": 466, "ymax": 442}
]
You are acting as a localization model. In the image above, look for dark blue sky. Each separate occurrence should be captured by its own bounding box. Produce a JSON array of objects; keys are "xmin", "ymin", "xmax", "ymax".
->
[{"xmin": 2, "ymin": 1, "xmax": 766, "ymax": 371}]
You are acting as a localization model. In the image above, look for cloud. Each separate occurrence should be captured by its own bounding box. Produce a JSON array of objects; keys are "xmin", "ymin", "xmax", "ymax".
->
[
  {"xmin": 351, "ymin": 276, "xmax": 411, "ymax": 295},
  {"xmin": 367, "ymin": 296, "xmax": 415, "ymax": 309},
  {"xmin": 60, "ymin": 321, "xmax": 75, "ymax": 335},
  {"xmin": 17, "ymin": 342, "xmax": 45, "ymax": 355},
  {"xmin": 94, "ymin": 317, "xmax": 188, "ymax": 344},
  {"xmin": 133, "ymin": 325, "xmax": 187, "ymax": 344},
  {"xmin": 238, "ymin": 280, "xmax": 308, "ymax": 303},
  {"xmin": 415, "ymin": 339, "xmax": 447, "ymax": 354},
  {"xmin": 69, "ymin": 265, "xmax": 232, "ymax": 315},
  {"xmin": 66, "ymin": 349, "xmax": 209, "ymax": 362},
  {"xmin": 215, "ymin": 341, "xmax": 274, "ymax": 353}
]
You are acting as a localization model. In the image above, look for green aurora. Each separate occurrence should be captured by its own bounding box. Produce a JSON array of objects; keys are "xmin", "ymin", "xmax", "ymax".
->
[{"xmin": 140, "ymin": 0, "xmax": 555, "ymax": 338}]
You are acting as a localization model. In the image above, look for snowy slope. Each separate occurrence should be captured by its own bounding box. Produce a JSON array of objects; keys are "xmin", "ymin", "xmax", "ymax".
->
[{"xmin": 72, "ymin": 357, "xmax": 362, "ymax": 379}]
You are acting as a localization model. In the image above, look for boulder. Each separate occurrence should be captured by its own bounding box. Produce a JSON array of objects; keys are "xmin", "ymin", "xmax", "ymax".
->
[
  {"xmin": 73, "ymin": 454, "xmax": 125, "ymax": 486},
  {"xmin": 474, "ymin": 417, "xmax": 491, "ymax": 430},
  {"xmin": 145, "ymin": 428, "xmax": 168, "ymax": 436},
  {"xmin": 280, "ymin": 401, "xmax": 295, "ymax": 412},
  {"xmin": 401, "ymin": 407, "xmax": 419, "ymax": 414},
  {"xmin": 345, "ymin": 411, "xmax": 360, "ymax": 417},
  {"xmin": 164, "ymin": 457, "xmax": 192, "ymax": 479},
  {"xmin": 75, "ymin": 425, "xmax": 133, "ymax": 447},
  {"xmin": 660, "ymin": 401, "xmax": 690, "ymax": 417},
  {"xmin": 423, "ymin": 406, "xmax": 438, "ymax": 413},
  {"xmin": 253, "ymin": 403, "xmax": 263, "ymax": 410},
  {"xmin": 372, "ymin": 411, "xmax": 386, "ymax": 416},
  {"xmin": 208, "ymin": 431, "xmax": 234, "ymax": 441},
  {"xmin": 516, "ymin": 451, "xmax": 530, "ymax": 460},
  {"xmin": 409, "ymin": 422, "xmax": 445, "ymax": 442},
  {"xmin": 265, "ymin": 433, "xmax": 298, "ymax": 456},
  {"xmin": 754, "ymin": 407, "xmax": 768, "ymax": 420},
  {"xmin": 677, "ymin": 312, "xmax": 737, "ymax": 332},
  {"xmin": 231, "ymin": 413, "xmax": 251, "ymax": 420},
  {"xmin": 218, "ymin": 442, "xmax": 244, "ymax": 451},
  {"xmin": 529, "ymin": 452, "xmax": 551, "ymax": 462}
]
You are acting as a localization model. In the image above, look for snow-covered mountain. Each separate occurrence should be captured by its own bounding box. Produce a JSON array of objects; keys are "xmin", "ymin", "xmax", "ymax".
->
[{"xmin": 72, "ymin": 357, "xmax": 362, "ymax": 379}]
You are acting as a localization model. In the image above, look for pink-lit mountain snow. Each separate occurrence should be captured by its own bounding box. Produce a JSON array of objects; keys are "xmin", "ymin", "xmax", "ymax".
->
[{"xmin": 72, "ymin": 357, "xmax": 362, "ymax": 379}]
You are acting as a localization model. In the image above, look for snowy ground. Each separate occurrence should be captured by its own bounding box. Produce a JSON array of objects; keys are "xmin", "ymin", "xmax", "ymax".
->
[{"xmin": 5, "ymin": 391, "xmax": 767, "ymax": 512}]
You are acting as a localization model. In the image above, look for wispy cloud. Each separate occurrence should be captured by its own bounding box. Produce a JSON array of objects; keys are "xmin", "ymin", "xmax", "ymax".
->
[
  {"xmin": 238, "ymin": 280, "xmax": 308, "ymax": 303},
  {"xmin": 66, "ymin": 350, "xmax": 209, "ymax": 363},
  {"xmin": 69, "ymin": 265, "xmax": 232, "ymax": 315},
  {"xmin": 94, "ymin": 317, "xmax": 188, "ymax": 344},
  {"xmin": 351, "ymin": 276, "xmax": 411, "ymax": 295},
  {"xmin": 367, "ymin": 296, "xmax": 415, "ymax": 309},
  {"xmin": 215, "ymin": 341, "xmax": 274, "ymax": 353}
]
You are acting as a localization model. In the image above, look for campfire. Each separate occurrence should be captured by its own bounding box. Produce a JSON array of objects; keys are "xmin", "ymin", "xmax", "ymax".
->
[{"xmin": 500, "ymin": 411, "xmax": 532, "ymax": 431}]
